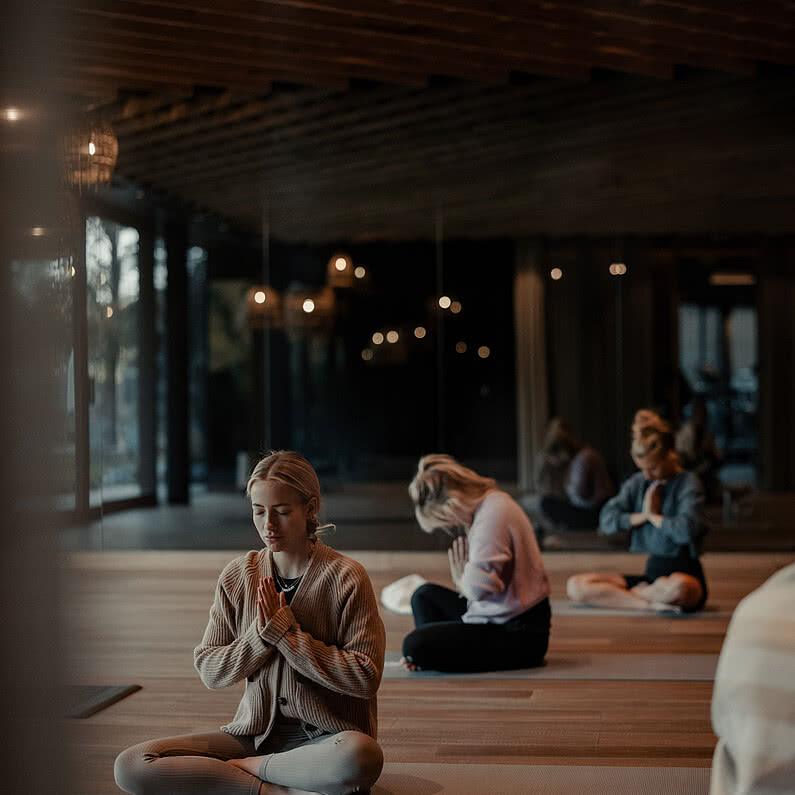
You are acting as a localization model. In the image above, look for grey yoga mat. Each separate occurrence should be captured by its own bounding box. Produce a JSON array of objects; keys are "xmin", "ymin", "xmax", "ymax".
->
[
  {"xmin": 383, "ymin": 651, "xmax": 719, "ymax": 680},
  {"xmin": 372, "ymin": 762, "xmax": 710, "ymax": 795},
  {"xmin": 62, "ymin": 684, "xmax": 142, "ymax": 718},
  {"xmin": 549, "ymin": 599, "xmax": 733, "ymax": 618}
]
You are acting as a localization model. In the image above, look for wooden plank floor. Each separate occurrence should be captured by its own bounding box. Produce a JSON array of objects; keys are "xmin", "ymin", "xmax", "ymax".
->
[{"xmin": 61, "ymin": 551, "xmax": 793, "ymax": 794}]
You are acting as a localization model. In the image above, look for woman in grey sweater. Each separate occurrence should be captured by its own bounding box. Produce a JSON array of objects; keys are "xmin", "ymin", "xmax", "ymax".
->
[
  {"xmin": 114, "ymin": 451, "xmax": 385, "ymax": 795},
  {"xmin": 567, "ymin": 410, "xmax": 708, "ymax": 613}
]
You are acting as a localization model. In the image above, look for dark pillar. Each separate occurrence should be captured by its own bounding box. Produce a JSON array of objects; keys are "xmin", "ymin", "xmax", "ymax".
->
[
  {"xmin": 166, "ymin": 219, "xmax": 189, "ymax": 503},
  {"xmin": 513, "ymin": 238, "xmax": 549, "ymax": 492},
  {"xmin": 758, "ymin": 247, "xmax": 795, "ymax": 491}
]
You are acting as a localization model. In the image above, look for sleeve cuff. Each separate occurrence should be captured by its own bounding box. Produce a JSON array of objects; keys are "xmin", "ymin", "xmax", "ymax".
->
[
  {"xmin": 241, "ymin": 619, "xmax": 269, "ymax": 653},
  {"xmin": 619, "ymin": 513, "xmax": 633, "ymax": 531},
  {"xmin": 259, "ymin": 606, "xmax": 296, "ymax": 646}
]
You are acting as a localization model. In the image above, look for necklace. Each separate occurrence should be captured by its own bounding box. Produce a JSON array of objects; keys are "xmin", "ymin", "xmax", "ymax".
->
[
  {"xmin": 272, "ymin": 543, "xmax": 313, "ymax": 592},
  {"xmin": 274, "ymin": 572, "xmax": 301, "ymax": 592}
]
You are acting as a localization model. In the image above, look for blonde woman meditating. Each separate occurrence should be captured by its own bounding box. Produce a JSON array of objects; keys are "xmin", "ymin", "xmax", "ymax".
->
[
  {"xmin": 567, "ymin": 410, "xmax": 709, "ymax": 613},
  {"xmin": 115, "ymin": 451, "xmax": 385, "ymax": 795},
  {"xmin": 402, "ymin": 454, "xmax": 551, "ymax": 673}
]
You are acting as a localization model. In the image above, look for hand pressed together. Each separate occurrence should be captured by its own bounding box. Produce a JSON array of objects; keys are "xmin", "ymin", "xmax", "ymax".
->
[
  {"xmin": 448, "ymin": 534, "xmax": 468, "ymax": 593},
  {"xmin": 642, "ymin": 481, "xmax": 664, "ymax": 517},
  {"xmin": 256, "ymin": 576, "xmax": 286, "ymax": 632}
]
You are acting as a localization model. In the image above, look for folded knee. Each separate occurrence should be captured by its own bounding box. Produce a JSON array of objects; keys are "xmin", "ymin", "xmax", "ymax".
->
[
  {"xmin": 667, "ymin": 573, "xmax": 702, "ymax": 606},
  {"xmin": 114, "ymin": 744, "xmax": 149, "ymax": 794},
  {"xmin": 410, "ymin": 583, "xmax": 435, "ymax": 612},
  {"xmin": 333, "ymin": 732, "xmax": 384, "ymax": 792}
]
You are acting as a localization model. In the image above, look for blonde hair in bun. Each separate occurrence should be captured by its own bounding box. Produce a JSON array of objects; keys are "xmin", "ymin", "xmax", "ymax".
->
[{"xmin": 631, "ymin": 409, "xmax": 675, "ymax": 463}]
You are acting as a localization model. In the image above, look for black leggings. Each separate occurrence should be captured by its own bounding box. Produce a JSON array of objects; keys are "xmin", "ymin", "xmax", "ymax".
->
[{"xmin": 402, "ymin": 584, "xmax": 551, "ymax": 673}]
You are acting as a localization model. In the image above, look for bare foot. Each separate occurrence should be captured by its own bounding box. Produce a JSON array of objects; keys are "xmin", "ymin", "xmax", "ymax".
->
[
  {"xmin": 631, "ymin": 583, "xmax": 683, "ymax": 613},
  {"xmin": 400, "ymin": 656, "xmax": 422, "ymax": 672},
  {"xmin": 650, "ymin": 601, "xmax": 683, "ymax": 614}
]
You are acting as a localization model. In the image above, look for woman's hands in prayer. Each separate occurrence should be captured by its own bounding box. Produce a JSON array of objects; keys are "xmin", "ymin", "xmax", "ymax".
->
[
  {"xmin": 630, "ymin": 482, "xmax": 665, "ymax": 528},
  {"xmin": 448, "ymin": 535, "xmax": 468, "ymax": 593},
  {"xmin": 256, "ymin": 576, "xmax": 286, "ymax": 632},
  {"xmin": 642, "ymin": 481, "xmax": 664, "ymax": 516}
]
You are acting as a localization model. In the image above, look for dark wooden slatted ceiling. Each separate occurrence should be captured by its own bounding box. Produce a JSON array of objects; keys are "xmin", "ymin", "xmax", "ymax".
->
[{"xmin": 49, "ymin": 1, "xmax": 795, "ymax": 241}]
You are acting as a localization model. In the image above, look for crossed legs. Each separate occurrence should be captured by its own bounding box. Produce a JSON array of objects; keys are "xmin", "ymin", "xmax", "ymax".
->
[
  {"xmin": 114, "ymin": 728, "xmax": 383, "ymax": 795},
  {"xmin": 566, "ymin": 572, "xmax": 704, "ymax": 612}
]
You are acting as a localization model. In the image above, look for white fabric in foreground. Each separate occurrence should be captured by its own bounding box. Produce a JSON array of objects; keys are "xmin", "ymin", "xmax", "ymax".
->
[{"xmin": 380, "ymin": 574, "xmax": 428, "ymax": 615}]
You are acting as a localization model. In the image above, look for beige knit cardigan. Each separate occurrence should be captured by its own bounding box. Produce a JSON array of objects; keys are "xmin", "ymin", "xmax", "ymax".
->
[{"xmin": 194, "ymin": 540, "xmax": 385, "ymax": 745}]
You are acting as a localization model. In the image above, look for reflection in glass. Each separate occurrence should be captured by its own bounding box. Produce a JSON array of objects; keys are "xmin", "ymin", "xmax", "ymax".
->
[
  {"xmin": 10, "ymin": 254, "xmax": 74, "ymax": 510},
  {"xmin": 86, "ymin": 216, "xmax": 141, "ymax": 505}
]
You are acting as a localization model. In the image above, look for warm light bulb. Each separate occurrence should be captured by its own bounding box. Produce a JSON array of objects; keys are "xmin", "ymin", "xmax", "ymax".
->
[
  {"xmin": 455, "ymin": 341, "xmax": 467, "ymax": 354},
  {"xmin": 335, "ymin": 257, "xmax": 347, "ymax": 272},
  {"xmin": 386, "ymin": 330, "xmax": 399, "ymax": 343},
  {"xmin": 254, "ymin": 290, "xmax": 266, "ymax": 304},
  {"xmin": 450, "ymin": 301, "xmax": 462, "ymax": 314},
  {"xmin": 550, "ymin": 268, "xmax": 563, "ymax": 280},
  {"xmin": 5, "ymin": 108, "xmax": 20, "ymax": 122},
  {"xmin": 302, "ymin": 298, "xmax": 315, "ymax": 313},
  {"xmin": 71, "ymin": 266, "xmax": 76, "ymax": 278},
  {"xmin": 30, "ymin": 226, "xmax": 45, "ymax": 237},
  {"xmin": 478, "ymin": 346, "xmax": 490, "ymax": 358},
  {"xmin": 414, "ymin": 326, "xmax": 426, "ymax": 339},
  {"xmin": 354, "ymin": 266, "xmax": 366, "ymax": 279},
  {"xmin": 438, "ymin": 295, "xmax": 451, "ymax": 309},
  {"xmin": 88, "ymin": 141, "xmax": 96, "ymax": 156},
  {"xmin": 106, "ymin": 306, "xmax": 113, "ymax": 318},
  {"xmin": 372, "ymin": 332, "xmax": 384, "ymax": 345},
  {"xmin": 361, "ymin": 349, "xmax": 373, "ymax": 361},
  {"xmin": 609, "ymin": 263, "xmax": 627, "ymax": 276}
]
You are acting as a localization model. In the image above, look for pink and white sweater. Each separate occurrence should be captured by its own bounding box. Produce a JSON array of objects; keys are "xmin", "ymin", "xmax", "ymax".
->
[{"xmin": 460, "ymin": 490, "xmax": 550, "ymax": 624}]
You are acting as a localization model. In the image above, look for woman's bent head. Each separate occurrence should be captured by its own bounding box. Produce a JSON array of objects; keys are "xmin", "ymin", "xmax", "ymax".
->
[
  {"xmin": 247, "ymin": 450, "xmax": 324, "ymax": 538},
  {"xmin": 409, "ymin": 454, "xmax": 496, "ymax": 535}
]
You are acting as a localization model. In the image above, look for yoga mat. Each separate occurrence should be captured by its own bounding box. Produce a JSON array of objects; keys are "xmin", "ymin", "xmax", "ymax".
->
[
  {"xmin": 549, "ymin": 599, "xmax": 734, "ymax": 618},
  {"xmin": 372, "ymin": 762, "xmax": 710, "ymax": 795},
  {"xmin": 62, "ymin": 684, "xmax": 142, "ymax": 718},
  {"xmin": 383, "ymin": 651, "xmax": 719, "ymax": 681}
]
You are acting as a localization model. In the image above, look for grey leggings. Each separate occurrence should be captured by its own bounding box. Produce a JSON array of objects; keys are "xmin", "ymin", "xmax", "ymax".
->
[{"xmin": 114, "ymin": 719, "xmax": 383, "ymax": 795}]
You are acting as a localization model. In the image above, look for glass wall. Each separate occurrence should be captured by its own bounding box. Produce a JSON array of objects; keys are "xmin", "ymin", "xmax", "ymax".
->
[
  {"xmin": 85, "ymin": 216, "xmax": 142, "ymax": 504},
  {"xmin": 10, "ymin": 251, "xmax": 75, "ymax": 511},
  {"xmin": 679, "ymin": 268, "xmax": 759, "ymax": 488},
  {"xmin": 188, "ymin": 245, "xmax": 209, "ymax": 487},
  {"xmin": 207, "ymin": 239, "xmax": 517, "ymax": 486}
]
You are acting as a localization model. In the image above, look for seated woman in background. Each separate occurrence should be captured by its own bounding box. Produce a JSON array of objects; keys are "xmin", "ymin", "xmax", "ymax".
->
[
  {"xmin": 115, "ymin": 450, "xmax": 385, "ymax": 795},
  {"xmin": 401, "ymin": 454, "xmax": 551, "ymax": 673},
  {"xmin": 534, "ymin": 418, "xmax": 614, "ymax": 533},
  {"xmin": 567, "ymin": 410, "xmax": 709, "ymax": 613},
  {"xmin": 676, "ymin": 396, "xmax": 722, "ymax": 503}
]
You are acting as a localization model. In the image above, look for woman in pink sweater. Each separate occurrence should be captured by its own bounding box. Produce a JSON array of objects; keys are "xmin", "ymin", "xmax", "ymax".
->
[
  {"xmin": 115, "ymin": 451, "xmax": 385, "ymax": 795},
  {"xmin": 402, "ymin": 454, "xmax": 551, "ymax": 673}
]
